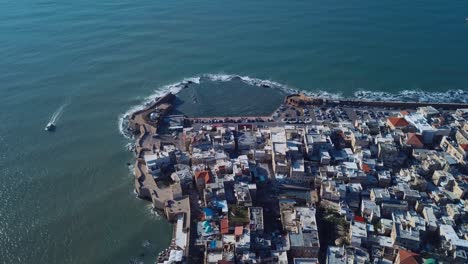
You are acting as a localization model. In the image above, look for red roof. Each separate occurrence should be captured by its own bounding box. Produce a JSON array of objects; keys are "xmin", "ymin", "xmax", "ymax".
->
[
  {"xmin": 218, "ymin": 261, "xmax": 235, "ymax": 264},
  {"xmin": 406, "ymin": 133, "xmax": 424, "ymax": 148},
  {"xmin": 361, "ymin": 163, "xmax": 372, "ymax": 173},
  {"xmin": 220, "ymin": 219, "xmax": 229, "ymax": 234},
  {"xmin": 354, "ymin": 215, "xmax": 365, "ymax": 223},
  {"xmin": 400, "ymin": 110, "xmax": 410, "ymax": 116},
  {"xmin": 387, "ymin": 117, "xmax": 409, "ymax": 128},
  {"xmin": 398, "ymin": 249, "xmax": 419, "ymax": 264},
  {"xmin": 460, "ymin": 144, "xmax": 468, "ymax": 151},
  {"xmin": 195, "ymin": 171, "xmax": 211, "ymax": 184},
  {"xmin": 234, "ymin": 226, "xmax": 243, "ymax": 236},
  {"xmin": 437, "ymin": 116, "xmax": 446, "ymax": 124}
]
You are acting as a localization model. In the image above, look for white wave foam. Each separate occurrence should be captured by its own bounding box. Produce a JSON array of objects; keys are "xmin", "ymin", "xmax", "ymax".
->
[
  {"xmin": 204, "ymin": 73, "xmax": 234, "ymax": 82},
  {"xmin": 49, "ymin": 103, "xmax": 68, "ymax": 124},
  {"xmin": 118, "ymin": 73, "xmax": 468, "ymax": 138},
  {"xmin": 354, "ymin": 89, "xmax": 468, "ymax": 103},
  {"xmin": 118, "ymin": 77, "xmax": 201, "ymax": 138},
  {"xmin": 204, "ymin": 74, "xmax": 347, "ymax": 99}
]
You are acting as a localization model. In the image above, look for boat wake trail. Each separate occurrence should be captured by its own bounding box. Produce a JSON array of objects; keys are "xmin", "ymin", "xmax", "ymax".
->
[
  {"xmin": 118, "ymin": 73, "xmax": 468, "ymax": 138},
  {"xmin": 49, "ymin": 103, "xmax": 68, "ymax": 124}
]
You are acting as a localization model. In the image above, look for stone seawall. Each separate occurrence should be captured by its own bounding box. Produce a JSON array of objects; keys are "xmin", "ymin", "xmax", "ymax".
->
[
  {"xmin": 128, "ymin": 93, "xmax": 176, "ymax": 133},
  {"xmin": 285, "ymin": 93, "xmax": 468, "ymax": 109},
  {"xmin": 325, "ymin": 98, "xmax": 468, "ymax": 109}
]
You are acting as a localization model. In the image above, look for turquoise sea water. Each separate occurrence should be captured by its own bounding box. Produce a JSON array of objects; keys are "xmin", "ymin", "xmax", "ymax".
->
[{"xmin": 1, "ymin": 0, "xmax": 468, "ymax": 263}]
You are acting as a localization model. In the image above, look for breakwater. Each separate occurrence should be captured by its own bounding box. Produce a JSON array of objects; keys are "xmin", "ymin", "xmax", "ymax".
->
[{"xmin": 308, "ymin": 96, "xmax": 468, "ymax": 109}]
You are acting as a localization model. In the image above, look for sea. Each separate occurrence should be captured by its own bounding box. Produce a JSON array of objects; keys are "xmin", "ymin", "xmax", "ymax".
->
[{"xmin": 1, "ymin": 0, "xmax": 468, "ymax": 263}]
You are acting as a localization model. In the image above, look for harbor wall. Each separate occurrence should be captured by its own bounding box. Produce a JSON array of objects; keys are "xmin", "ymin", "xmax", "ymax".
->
[
  {"xmin": 284, "ymin": 93, "xmax": 468, "ymax": 109},
  {"xmin": 325, "ymin": 98, "xmax": 468, "ymax": 109}
]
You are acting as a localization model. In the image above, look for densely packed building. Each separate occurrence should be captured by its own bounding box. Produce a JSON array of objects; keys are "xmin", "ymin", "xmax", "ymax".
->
[{"xmin": 134, "ymin": 94, "xmax": 468, "ymax": 264}]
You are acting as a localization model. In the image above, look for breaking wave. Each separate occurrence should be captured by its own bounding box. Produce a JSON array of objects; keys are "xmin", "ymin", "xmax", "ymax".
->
[
  {"xmin": 118, "ymin": 73, "xmax": 468, "ymax": 138},
  {"xmin": 354, "ymin": 89, "xmax": 468, "ymax": 104},
  {"xmin": 118, "ymin": 77, "xmax": 201, "ymax": 138}
]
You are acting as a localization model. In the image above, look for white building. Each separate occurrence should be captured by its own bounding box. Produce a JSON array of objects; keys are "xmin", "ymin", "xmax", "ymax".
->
[
  {"xmin": 144, "ymin": 152, "xmax": 171, "ymax": 176},
  {"xmin": 440, "ymin": 224, "xmax": 468, "ymax": 256},
  {"xmin": 271, "ymin": 127, "xmax": 289, "ymax": 175},
  {"xmin": 404, "ymin": 113, "xmax": 437, "ymax": 144}
]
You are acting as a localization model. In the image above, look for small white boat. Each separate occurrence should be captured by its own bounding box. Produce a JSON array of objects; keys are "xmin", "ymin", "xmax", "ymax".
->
[{"xmin": 45, "ymin": 122, "xmax": 56, "ymax": 131}]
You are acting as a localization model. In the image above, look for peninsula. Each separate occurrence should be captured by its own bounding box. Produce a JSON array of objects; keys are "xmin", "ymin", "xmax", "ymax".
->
[{"xmin": 124, "ymin": 92, "xmax": 468, "ymax": 264}]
